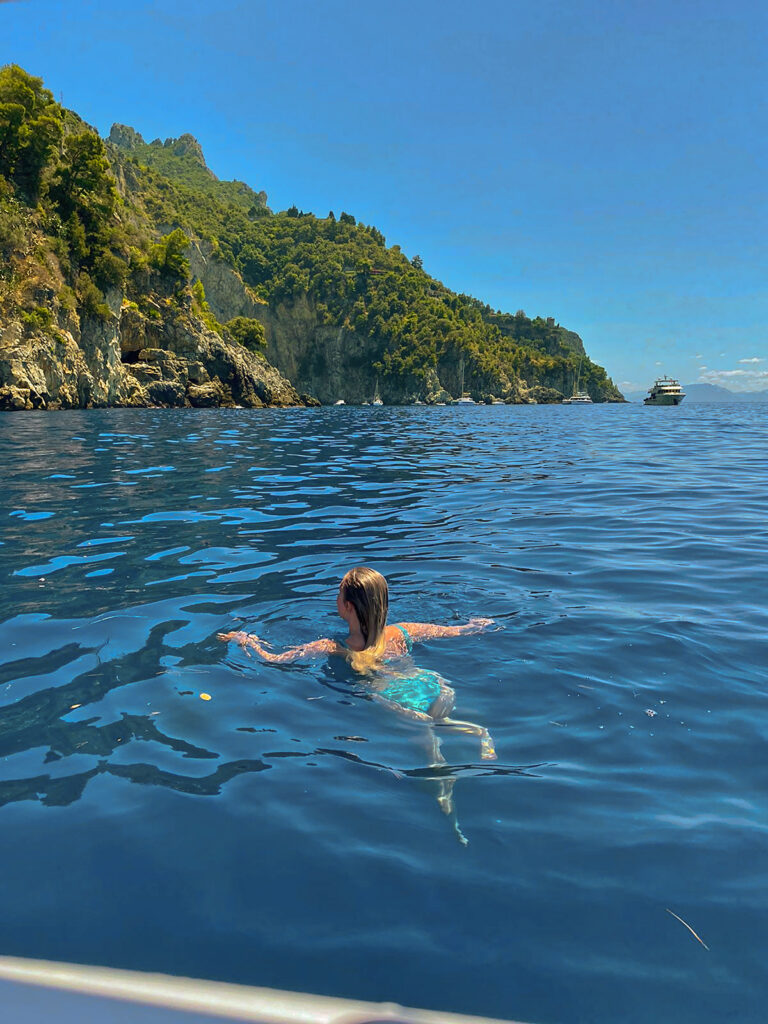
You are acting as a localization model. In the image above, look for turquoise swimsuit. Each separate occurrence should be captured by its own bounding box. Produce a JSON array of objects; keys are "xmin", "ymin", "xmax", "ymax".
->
[{"xmin": 376, "ymin": 626, "xmax": 447, "ymax": 716}]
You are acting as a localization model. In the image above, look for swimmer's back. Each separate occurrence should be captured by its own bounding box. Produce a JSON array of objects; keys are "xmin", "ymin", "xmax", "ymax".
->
[{"xmin": 345, "ymin": 623, "xmax": 412, "ymax": 657}]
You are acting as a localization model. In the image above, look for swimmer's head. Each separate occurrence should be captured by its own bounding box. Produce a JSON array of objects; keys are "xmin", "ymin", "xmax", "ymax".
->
[{"xmin": 338, "ymin": 566, "xmax": 389, "ymax": 657}]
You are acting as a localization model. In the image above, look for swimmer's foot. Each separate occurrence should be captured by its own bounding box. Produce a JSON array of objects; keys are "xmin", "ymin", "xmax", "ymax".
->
[
  {"xmin": 437, "ymin": 788, "xmax": 454, "ymax": 816},
  {"xmin": 454, "ymin": 822, "xmax": 469, "ymax": 847},
  {"xmin": 480, "ymin": 734, "xmax": 497, "ymax": 760}
]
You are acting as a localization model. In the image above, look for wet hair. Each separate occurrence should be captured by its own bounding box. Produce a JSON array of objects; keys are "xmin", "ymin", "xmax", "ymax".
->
[{"xmin": 340, "ymin": 566, "xmax": 389, "ymax": 673}]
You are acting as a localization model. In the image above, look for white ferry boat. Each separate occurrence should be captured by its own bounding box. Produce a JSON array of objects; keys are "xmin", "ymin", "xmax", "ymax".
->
[{"xmin": 644, "ymin": 376, "xmax": 685, "ymax": 406}]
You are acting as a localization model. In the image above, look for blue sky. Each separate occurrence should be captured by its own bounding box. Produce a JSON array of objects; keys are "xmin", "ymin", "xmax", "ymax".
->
[{"xmin": 3, "ymin": 0, "xmax": 766, "ymax": 392}]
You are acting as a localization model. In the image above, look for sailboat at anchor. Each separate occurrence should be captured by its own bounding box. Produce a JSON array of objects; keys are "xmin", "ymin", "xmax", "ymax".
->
[
  {"xmin": 562, "ymin": 357, "xmax": 592, "ymax": 403},
  {"xmin": 456, "ymin": 355, "xmax": 475, "ymax": 403}
]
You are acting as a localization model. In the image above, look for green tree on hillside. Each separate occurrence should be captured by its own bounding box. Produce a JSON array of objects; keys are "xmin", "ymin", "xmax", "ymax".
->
[
  {"xmin": 225, "ymin": 316, "xmax": 266, "ymax": 350},
  {"xmin": 0, "ymin": 64, "xmax": 63, "ymax": 201},
  {"xmin": 150, "ymin": 228, "xmax": 190, "ymax": 285},
  {"xmin": 49, "ymin": 131, "xmax": 116, "ymax": 222}
]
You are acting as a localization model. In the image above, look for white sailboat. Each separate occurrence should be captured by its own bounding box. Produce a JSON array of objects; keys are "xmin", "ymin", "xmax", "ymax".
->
[
  {"xmin": 456, "ymin": 356, "xmax": 475, "ymax": 403},
  {"xmin": 562, "ymin": 357, "xmax": 592, "ymax": 403}
]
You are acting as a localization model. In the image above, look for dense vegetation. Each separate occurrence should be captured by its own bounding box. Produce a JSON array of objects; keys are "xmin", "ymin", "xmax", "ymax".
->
[{"xmin": 1, "ymin": 64, "xmax": 621, "ymax": 400}]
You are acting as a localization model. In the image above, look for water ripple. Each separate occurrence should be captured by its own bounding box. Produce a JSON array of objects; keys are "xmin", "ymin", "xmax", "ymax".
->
[{"xmin": 0, "ymin": 404, "xmax": 766, "ymax": 1023}]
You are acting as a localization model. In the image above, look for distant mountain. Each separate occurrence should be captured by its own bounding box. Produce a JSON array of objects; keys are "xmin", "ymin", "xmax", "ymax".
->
[
  {"xmin": 683, "ymin": 383, "xmax": 768, "ymax": 403},
  {"xmin": 626, "ymin": 382, "xmax": 768, "ymax": 403}
]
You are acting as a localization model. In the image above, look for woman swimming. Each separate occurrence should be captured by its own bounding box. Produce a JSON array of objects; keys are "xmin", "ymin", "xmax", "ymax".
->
[{"xmin": 218, "ymin": 566, "xmax": 496, "ymax": 761}]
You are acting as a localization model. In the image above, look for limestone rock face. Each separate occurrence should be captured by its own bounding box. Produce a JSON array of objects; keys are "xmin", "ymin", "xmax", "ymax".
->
[
  {"xmin": 251, "ymin": 293, "xmax": 569, "ymax": 405},
  {"xmin": 0, "ymin": 315, "xmax": 137, "ymax": 411},
  {"xmin": 423, "ymin": 368, "xmax": 453, "ymax": 405},
  {"xmin": 0, "ymin": 294, "xmax": 305, "ymax": 411},
  {"xmin": 188, "ymin": 380, "xmax": 229, "ymax": 408},
  {"xmin": 163, "ymin": 133, "xmax": 209, "ymax": 169},
  {"xmin": 254, "ymin": 293, "xmax": 383, "ymax": 405},
  {"xmin": 117, "ymin": 302, "xmax": 303, "ymax": 408},
  {"xmin": 108, "ymin": 123, "xmax": 144, "ymax": 151},
  {"xmin": 187, "ymin": 241, "xmax": 266, "ymax": 322},
  {"xmin": 529, "ymin": 384, "xmax": 566, "ymax": 404}
]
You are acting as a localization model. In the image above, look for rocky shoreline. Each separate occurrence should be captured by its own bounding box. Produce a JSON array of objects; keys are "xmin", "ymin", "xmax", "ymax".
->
[
  {"xmin": 0, "ymin": 290, "xmax": 309, "ymax": 412},
  {"xmin": 0, "ymin": 281, "xmax": 624, "ymax": 410}
]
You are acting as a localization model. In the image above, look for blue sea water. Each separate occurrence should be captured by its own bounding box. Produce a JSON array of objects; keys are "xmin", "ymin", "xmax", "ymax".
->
[{"xmin": 0, "ymin": 404, "xmax": 766, "ymax": 1024}]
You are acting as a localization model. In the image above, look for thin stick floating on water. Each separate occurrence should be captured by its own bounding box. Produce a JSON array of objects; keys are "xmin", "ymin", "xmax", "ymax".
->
[{"xmin": 666, "ymin": 908, "xmax": 710, "ymax": 951}]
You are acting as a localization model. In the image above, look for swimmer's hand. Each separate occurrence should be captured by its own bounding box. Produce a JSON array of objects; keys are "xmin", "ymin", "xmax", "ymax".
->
[
  {"xmin": 218, "ymin": 630, "xmax": 244, "ymax": 644},
  {"xmin": 467, "ymin": 617, "xmax": 495, "ymax": 631},
  {"xmin": 218, "ymin": 626, "xmax": 272, "ymax": 659},
  {"xmin": 218, "ymin": 630, "xmax": 267, "ymax": 656}
]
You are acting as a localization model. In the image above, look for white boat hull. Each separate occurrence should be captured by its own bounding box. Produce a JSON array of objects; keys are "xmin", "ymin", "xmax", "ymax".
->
[
  {"xmin": 0, "ymin": 954, "xmax": 521, "ymax": 1024},
  {"xmin": 644, "ymin": 394, "xmax": 685, "ymax": 406}
]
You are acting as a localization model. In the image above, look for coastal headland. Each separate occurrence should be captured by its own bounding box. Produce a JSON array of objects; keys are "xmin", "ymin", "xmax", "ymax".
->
[{"xmin": 0, "ymin": 65, "xmax": 624, "ymax": 411}]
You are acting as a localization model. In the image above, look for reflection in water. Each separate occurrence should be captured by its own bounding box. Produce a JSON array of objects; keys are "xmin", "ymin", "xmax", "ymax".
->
[
  {"xmin": 318, "ymin": 740, "xmax": 545, "ymax": 846},
  {"xmin": 0, "ymin": 759, "xmax": 272, "ymax": 809},
  {"xmin": 0, "ymin": 623, "xmax": 212, "ymax": 760}
]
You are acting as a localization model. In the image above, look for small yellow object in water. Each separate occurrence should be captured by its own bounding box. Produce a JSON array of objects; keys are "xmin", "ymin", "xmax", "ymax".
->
[
  {"xmin": 70, "ymin": 704, "xmax": 81, "ymax": 710},
  {"xmin": 200, "ymin": 692, "xmax": 212, "ymax": 701}
]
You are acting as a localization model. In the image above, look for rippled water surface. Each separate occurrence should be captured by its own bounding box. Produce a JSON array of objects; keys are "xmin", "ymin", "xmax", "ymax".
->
[{"xmin": 1, "ymin": 405, "xmax": 766, "ymax": 1023}]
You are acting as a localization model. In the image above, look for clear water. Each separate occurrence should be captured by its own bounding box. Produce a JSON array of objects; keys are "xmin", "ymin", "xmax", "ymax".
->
[{"xmin": 0, "ymin": 405, "xmax": 765, "ymax": 1024}]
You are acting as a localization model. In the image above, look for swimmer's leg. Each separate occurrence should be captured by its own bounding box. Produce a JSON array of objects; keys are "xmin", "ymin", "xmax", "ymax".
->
[
  {"xmin": 424, "ymin": 728, "xmax": 452, "ymax": 814},
  {"xmin": 435, "ymin": 716, "xmax": 497, "ymax": 760},
  {"xmin": 375, "ymin": 695, "xmax": 433, "ymax": 722},
  {"xmin": 424, "ymin": 727, "xmax": 468, "ymax": 847},
  {"xmin": 428, "ymin": 682, "xmax": 456, "ymax": 720},
  {"xmin": 425, "ymin": 725, "xmax": 444, "ymax": 766}
]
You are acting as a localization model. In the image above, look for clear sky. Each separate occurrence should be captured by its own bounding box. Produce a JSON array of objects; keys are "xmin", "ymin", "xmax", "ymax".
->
[{"xmin": 3, "ymin": 0, "xmax": 766, "ymax": 392}]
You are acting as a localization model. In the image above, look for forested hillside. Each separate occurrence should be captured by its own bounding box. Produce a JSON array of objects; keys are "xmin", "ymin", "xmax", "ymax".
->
[{"xmin": 0, "ymin": 65, "xmax": 623, "ymax": 408}]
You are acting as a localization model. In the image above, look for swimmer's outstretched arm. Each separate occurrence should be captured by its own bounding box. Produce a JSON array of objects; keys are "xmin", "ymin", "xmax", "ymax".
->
[
  {"xmin": 218, "ymin": 631, "xmax": 343, "ymax": 663},
  {"xmin": 398, "ymin": 617, "xmax": 494, "ymax": 641}
]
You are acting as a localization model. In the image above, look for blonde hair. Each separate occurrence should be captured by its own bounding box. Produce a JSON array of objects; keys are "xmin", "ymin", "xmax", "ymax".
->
[{"xmin": 341, "ymin": 566, "xmax": 389, "ymax": 674}]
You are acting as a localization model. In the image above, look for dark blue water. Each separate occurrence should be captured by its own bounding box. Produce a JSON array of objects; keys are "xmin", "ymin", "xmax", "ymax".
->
[{"xmin": 0, "ymin": 405, "xmax": 766, "ymax": 1023}]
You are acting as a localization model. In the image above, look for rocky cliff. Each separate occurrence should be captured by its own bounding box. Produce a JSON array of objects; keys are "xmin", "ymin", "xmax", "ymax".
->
[
  {"xmin": 187, "ymin": 243, "xmax": 622, "ymax": 404},
  {"xmin": 0, "ymin": 288, "xmax": 304, "ymax": 411},
  {"xmin": 251, "ymin": 299, "xmax": 621, "ymax": 404}
]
